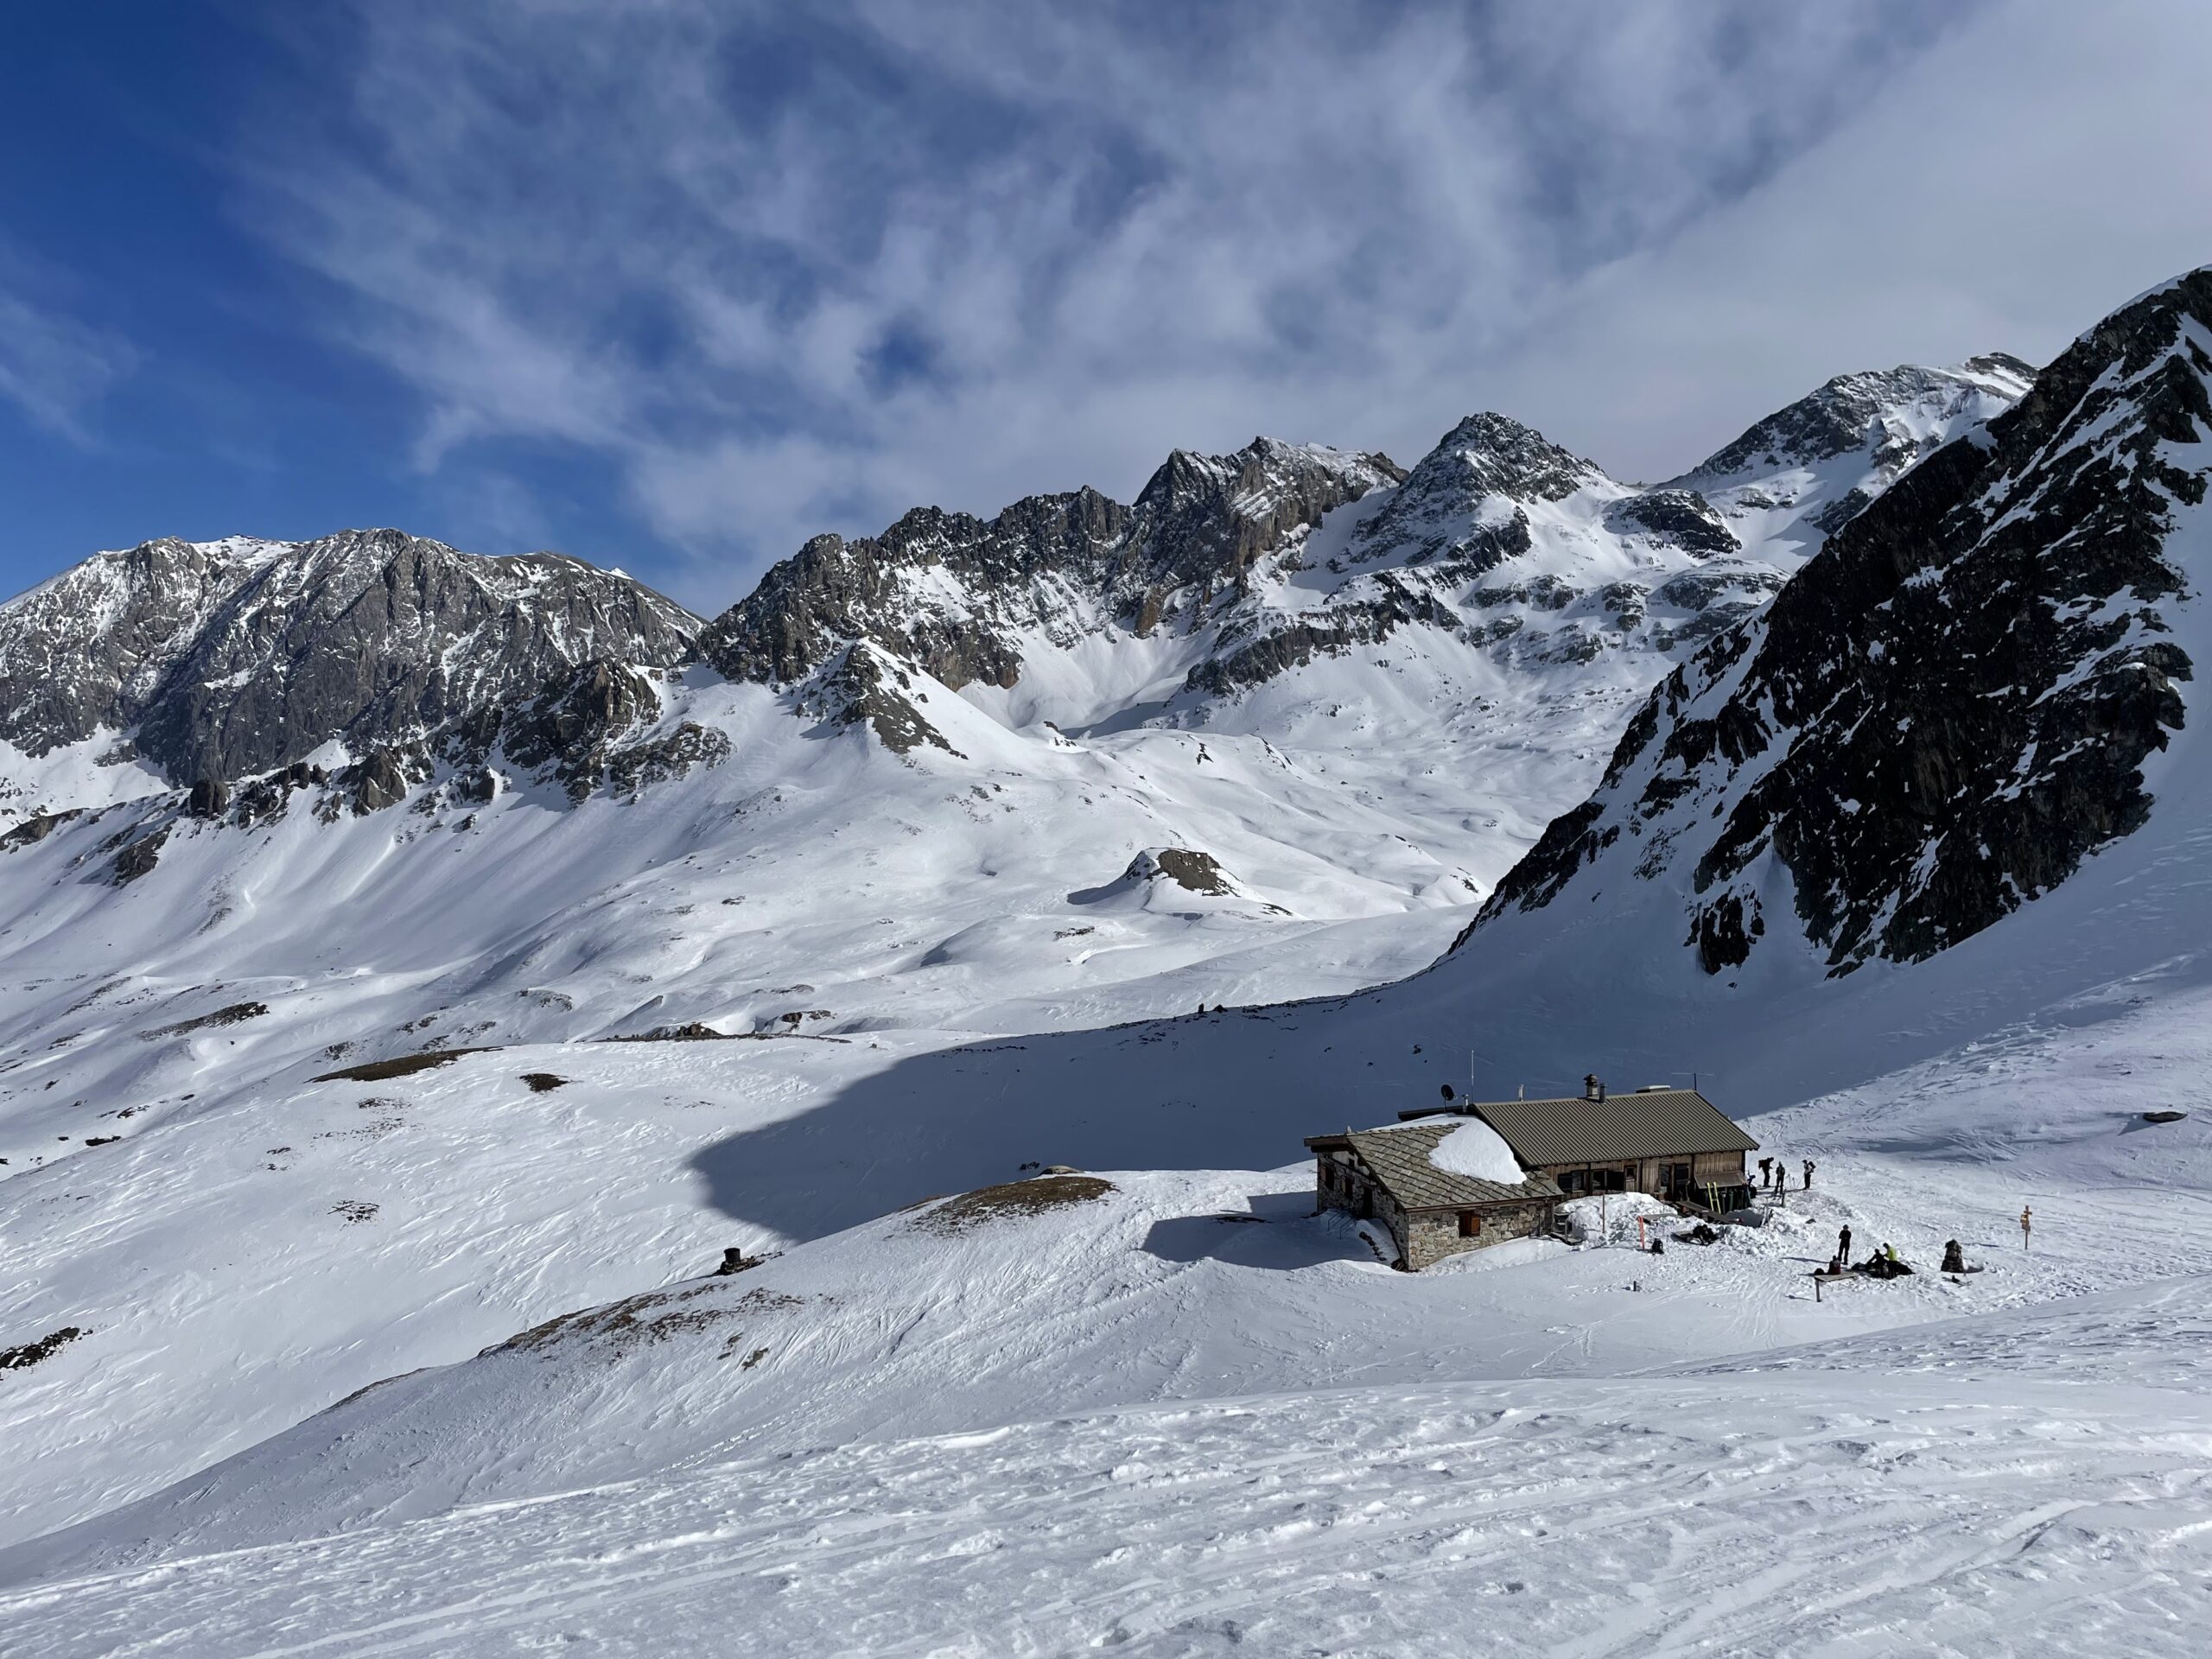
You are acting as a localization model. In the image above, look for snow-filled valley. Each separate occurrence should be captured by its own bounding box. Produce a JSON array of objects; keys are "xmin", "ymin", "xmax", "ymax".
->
[
  {"xmin": 5, "ymin": 998, "xmax": 2211, "ymax": 1655},
  {"xmin": 2, "ymin": 271, "xmax": 2209, "ymax": 1656}
]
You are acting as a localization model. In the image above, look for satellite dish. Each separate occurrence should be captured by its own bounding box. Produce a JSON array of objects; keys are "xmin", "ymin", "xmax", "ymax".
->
[{"xmin": 1440, "ymin": 1084, "xmax": 1456, "ymax": 1102}]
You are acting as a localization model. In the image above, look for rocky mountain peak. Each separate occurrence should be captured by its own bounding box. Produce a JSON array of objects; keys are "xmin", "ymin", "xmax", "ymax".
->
[
  {"xmin": 0, "ymin": 529, "xmax": 701, "ymax": 792},
  {"xmin": 1429, "ymin": 411, "xmax": 1605, "ymax": 502},
  {"xmin": 701, "ymin": 437, "xmax": 1400, "ymax": 695},
  {"xmin": 1685, "ymin": 355, "xmax": 2037, "ymax": 485},
  {"xmin": 1339, "ymin": 413, "xmax": 1603, "ymax": 572},
  {"xmin": 1465, "ymin": 268, "xmax": 2210, "ymax": 977}
]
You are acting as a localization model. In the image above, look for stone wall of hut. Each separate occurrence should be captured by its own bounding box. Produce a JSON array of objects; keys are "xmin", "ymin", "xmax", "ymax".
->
[{"xmin": 1403, "ymin": 1199, "xmax": 1554, "ymax": 1271}]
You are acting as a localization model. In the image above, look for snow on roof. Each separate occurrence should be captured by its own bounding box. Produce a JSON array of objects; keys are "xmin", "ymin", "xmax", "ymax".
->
[
  {"xmin": 1315, "ymin": 1120, "xmax": 1557, "ymax": 1211},
  {"xmin": 1427, "ymin": 1116, "xmax": 1522, "ymax": 1184}
]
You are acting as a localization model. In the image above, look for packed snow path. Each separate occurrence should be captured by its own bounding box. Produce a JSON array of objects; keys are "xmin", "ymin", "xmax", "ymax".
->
[{"xmin": 4, "ymin": 1278, "xmax": 2207, "ymax": 1656}]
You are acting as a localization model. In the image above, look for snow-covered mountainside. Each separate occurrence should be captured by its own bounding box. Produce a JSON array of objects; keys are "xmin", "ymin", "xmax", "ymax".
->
[
  {"xmin": 0, "ymin": 361, "xmax": 2026, "ymax": 1075},
  {"xmin": 704, "ymin": 366, "xmax": 2028, "ymax": 743},
  {"xmin": 1468, "ymin": 276, "xmax": 2209, "ymax": 978},
  {"xmin": 1671, "ymin": 353, "xmax": 2037, "ymax": 535},
  {"xmin": 41, "ymin": 296, "xmax": 2212, "ymax": 1656}
]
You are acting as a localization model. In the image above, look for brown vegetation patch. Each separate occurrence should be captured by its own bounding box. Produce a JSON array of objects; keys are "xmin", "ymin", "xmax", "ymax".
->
[
  {"xmin": 332, "ymin": 1200, "xmax": 380, "ymax": 1223},
  {"xmin": 497, "ymin": 1282, "xmax": 803, "ymax": 1361},
  {"xmin": 520, "ymin": 1072, "xmax": 569, "ymax": 1092},
  {"xmin": 313, "ymin": 1046, "xmax": 494, "ymax": 1082},
  {"xmin": 326, "ymin": 1366, "xmax": 429, "ymax": 1414},
  {"xmin": 907, "ymin": 1174, "xmax": 1116, "ymax": 1236}
]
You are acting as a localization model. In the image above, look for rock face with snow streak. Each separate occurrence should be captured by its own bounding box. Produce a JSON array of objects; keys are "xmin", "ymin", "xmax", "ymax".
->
[
  {"xmin": 0, "ymin": 352, "xmax": 2033, "ymax": 862},
  {"xmin": 704, "ymin": 362, "xmax": 2028, "ymax": 739},
  {"xmin": 1467, "ymin": 280, "xmax": 2207, "ymax": 976},
  {"xmin": 1680, "ymin": 356, "xmax": 2037, "ymax": 492},
  {"xmin": 699, "ymin": 437, "xmax": 1406, "ymax": 692},
  {"xmin": 0, "ymin": 529, "xmax": 702, "ymax": 788}
]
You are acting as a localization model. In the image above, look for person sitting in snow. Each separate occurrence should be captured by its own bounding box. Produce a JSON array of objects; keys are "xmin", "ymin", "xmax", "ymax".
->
[{"xmin": 1942, "ymin": 1239, "xmax": 1967, "ymax": 1274}]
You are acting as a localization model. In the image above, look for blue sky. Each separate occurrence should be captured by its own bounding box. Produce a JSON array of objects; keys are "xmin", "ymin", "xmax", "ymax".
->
[{"xmin": 4, "ymin": 1, "xmax": 2210, "ymax": 613}]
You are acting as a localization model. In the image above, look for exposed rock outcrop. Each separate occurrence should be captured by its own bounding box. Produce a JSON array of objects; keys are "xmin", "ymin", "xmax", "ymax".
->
[
  {"xmin": 1127, "ymin": 848, "xmax": 1234, "ymax": 895},
  {"xmin": 0, "ymin": 530, "xmax": 701, "ymax": 788},
  {"xmin": 1465, "ymin": 278, "xmax": 2205, "ymax": 975},
  {"xmin": 800, "ymin": 642, "xmax": 963, "ymax": 759},
  {"xmin": 700, "ymin": 439, "xmax": 1402, "ymax": 693}
]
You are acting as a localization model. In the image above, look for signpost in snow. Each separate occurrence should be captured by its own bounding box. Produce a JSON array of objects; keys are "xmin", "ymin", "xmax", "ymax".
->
[{"xmin": 2020, "ymin": 1205, "xmax": 2033, "ymax": 1252}]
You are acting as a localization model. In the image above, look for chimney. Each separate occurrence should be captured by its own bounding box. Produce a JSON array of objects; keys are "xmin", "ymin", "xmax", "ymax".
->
[{"xmin": 1585, "ymin": 1073, "xmax": 1605, "ymax": 1102}]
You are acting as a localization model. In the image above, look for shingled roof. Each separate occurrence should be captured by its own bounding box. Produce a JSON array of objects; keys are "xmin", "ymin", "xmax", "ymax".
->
[
  {"xmin": 1307, "ymin": 1121, "xmax": 1562, "ymax": 1211},
  {"xmin": 1430, "ymin": 1090, "xmax": 1758, "ymax": 1166}
]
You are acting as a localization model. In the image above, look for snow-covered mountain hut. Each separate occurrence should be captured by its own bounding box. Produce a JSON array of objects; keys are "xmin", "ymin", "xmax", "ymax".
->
[
  {"xmin": 1309, "ymin": 1078, "xmax": 1762, "ymax": 1268},
  {"xmin": 1303, "ymin": 1119, "xmax": 1561, "ymax": 1271},
  {"xmin": 1400, "ymin": 1077, "xmax": 1758, "ymax": 1209}
]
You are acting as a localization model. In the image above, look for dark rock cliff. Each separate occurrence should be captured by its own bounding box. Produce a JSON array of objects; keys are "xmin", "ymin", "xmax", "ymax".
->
[
  {"xmin": 700, "ymin": 438, "xmax": 1403, "ymax": 693},
  {"xmin": 0, "ymin": 529, "xmax": 702, "ymax": 787},
  {"xmin": 1465, "ymin": 276, "xmax": 2207, "ymax": 975}
]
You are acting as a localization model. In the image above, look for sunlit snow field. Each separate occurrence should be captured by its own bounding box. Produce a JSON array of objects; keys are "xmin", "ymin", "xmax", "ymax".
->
[{"xmin": 2, "ymin": 348, "xmax": 2205, "ymax": 1652}]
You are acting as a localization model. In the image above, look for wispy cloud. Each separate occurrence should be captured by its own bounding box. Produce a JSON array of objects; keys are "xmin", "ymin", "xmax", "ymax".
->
[
  {"xmin": 0, "ymin": 251, "xmax": 137, "ymax": 444},
  {"xmin": 233, "ymin": 0, "xmax": 2074, "ymax": 607}
]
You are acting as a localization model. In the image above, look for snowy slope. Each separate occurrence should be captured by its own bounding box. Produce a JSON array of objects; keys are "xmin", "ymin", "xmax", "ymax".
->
[
  {"xmin": 29, "ymin": 321, "xmax": 2202, "ymax": 1653},
  {"xmin": 6, "ymin": 1019, "xmax": 2211, "ymax": 1656},
  {"xmin": 0, "ymin": 358, "xmax": 2026, "ymax": 1084},
  {"xmin": 7, "ymin": 834, "xmax": 2212, "ymax": 1567},
  {"xmin": 8, "ymin": 1287, "xmax": 2206, "ymax": 1656}
]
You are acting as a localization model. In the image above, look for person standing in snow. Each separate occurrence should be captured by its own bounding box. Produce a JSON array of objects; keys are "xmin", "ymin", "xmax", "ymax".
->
[
  {"xmin": 1838, "ymin": 1224, "xmax": 1853, "ymax": 1266},
  {"xmin": 1759, "ymin": 1158, "xmax": 1773, "ymax": 1189},
  {"xmin": 1802, "ymin": 1159, "xmax": 1815, "ymax": 1189}
]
